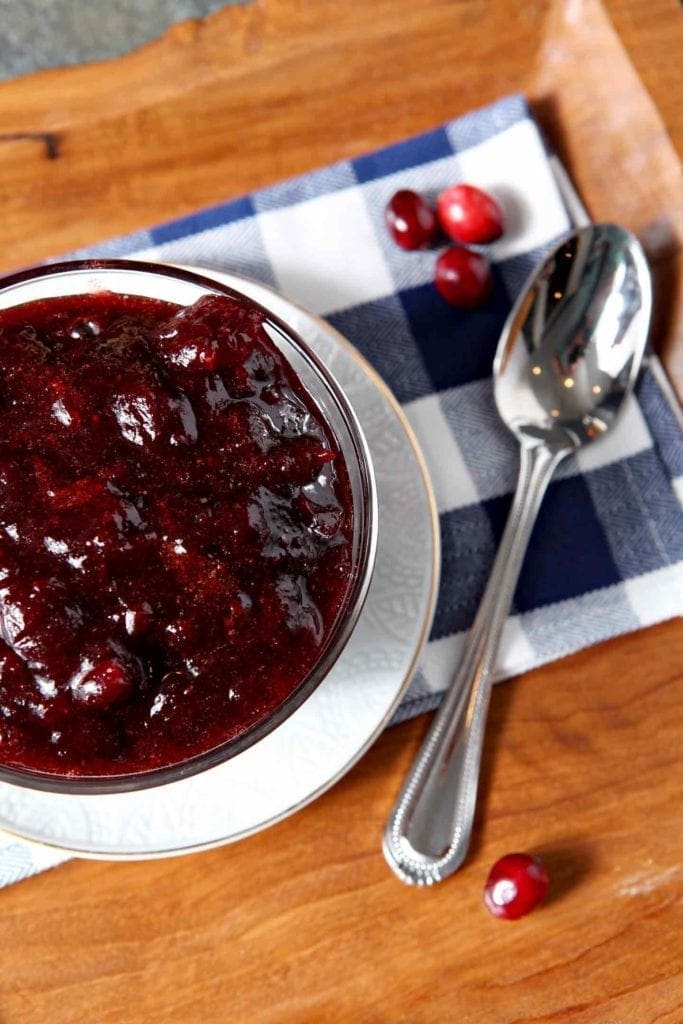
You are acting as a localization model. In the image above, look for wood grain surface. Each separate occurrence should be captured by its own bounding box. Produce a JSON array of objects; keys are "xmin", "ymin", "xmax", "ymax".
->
[{"xmin": 0, "ymin": 2, "xmax": 681, "ymax": 1022}]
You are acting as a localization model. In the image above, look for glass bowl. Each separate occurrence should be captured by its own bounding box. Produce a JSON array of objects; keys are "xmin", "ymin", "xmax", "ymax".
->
[{"xmin": 0, "ymin": 259, "xmax": 377, "ymax": 794}]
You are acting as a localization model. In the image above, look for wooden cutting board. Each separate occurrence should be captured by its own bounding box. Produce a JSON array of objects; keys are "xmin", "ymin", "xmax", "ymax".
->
[{"xmin": 0, "ymin": 2, "xmax": 681, "ymax": 1022}]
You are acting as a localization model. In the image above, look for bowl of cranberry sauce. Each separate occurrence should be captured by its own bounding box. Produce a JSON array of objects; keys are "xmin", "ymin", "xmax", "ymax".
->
[{"xmin": 0, "ymin": 260, "xmax": 376, "ymax": 793}]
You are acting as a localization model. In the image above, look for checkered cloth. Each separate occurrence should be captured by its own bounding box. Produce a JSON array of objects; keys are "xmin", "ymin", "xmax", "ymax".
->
[{"xmin": 1, "ymin": 94, "xmax": 681, "ymax": 886}]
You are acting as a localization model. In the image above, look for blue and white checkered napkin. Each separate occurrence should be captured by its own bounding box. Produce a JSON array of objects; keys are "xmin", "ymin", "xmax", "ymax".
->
[{"xmin": 2, "ymin": 94, "xmax": 682, "ymax": 886}]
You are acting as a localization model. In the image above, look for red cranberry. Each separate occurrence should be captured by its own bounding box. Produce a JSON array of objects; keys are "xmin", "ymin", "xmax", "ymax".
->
[
  {"xmin": 434, "ymin": 247, "xmax": 492, "ymax": 309},
  {"xmin": 437, "ymin": 184, "xmax": 504, "ymax": 245},
  {"xmin": 71, "ymin": 657, "xmax": 135, "ymax": 709},
  {"xmin": 152, "ymin": 295, "xmax": 259, "ymax": 376},
  {"xmin": 484, "ymin": 853, "xmax": 550, "ymax": 920},
  {"xmin": 385, "ymin": 190, "xmax": 438, "ymax": 250},
  {"xmin": 296, "ymin": 493, "xmax": 344, "ymax": 538}
]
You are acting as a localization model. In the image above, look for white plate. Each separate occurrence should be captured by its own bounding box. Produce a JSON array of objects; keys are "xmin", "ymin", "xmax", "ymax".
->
[{"xmin": 0, "ymin": 268, "xmax": 440, "ymax": 859}]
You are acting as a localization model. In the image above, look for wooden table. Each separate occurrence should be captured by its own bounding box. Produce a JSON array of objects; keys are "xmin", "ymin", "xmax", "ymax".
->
[{"xmin": 1, "ymin": 2, "xmax": 681, "ymax": 1021}]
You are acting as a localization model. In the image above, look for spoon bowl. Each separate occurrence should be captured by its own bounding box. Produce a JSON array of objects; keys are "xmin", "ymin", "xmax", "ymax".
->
[{"xmin": 495, "ymin": 223, "xmax": 651, "ymax": 448}]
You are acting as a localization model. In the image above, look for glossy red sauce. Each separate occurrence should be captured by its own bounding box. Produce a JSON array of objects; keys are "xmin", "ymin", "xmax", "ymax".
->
[{"xmin": 0, "ymin": 292, "xmax": 353, "ymax": 777}]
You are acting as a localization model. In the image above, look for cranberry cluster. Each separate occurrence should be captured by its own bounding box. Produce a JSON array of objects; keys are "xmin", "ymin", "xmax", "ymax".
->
[{"xmin": 385, "ymin": 183, "xmax": 504, "ymax": 309}]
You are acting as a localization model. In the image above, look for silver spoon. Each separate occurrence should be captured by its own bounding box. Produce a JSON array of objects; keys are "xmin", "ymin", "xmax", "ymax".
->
[{"xmin": 384, "ymin": 223, "xmax": 652, "ymax": 886}]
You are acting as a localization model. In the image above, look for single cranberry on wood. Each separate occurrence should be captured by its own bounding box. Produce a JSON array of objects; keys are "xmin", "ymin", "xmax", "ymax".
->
[{"xmin": 484, "ymin": 853, "xmax": 550, "ymax": 920}]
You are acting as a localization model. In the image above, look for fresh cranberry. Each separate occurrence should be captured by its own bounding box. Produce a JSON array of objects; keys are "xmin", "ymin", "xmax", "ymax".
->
[
  {"xmin": 437, "ymin": 184, "xmax": 504, "ymax": 245},
  {"xmin": 484, "ymin": 853, "xmax": 550, "ymax": 920},
  {"xmin": 385, "ymin": 190, "xmax": 438, "ymax": 250},
  {"xmin": 434, "ymin": 247, "xmax": 492, "ymax": 309}
]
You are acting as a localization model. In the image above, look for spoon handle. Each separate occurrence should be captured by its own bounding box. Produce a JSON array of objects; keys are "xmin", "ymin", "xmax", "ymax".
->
[{"xmin": 383, "ymin": 441, "xmax": 569, "ymax": 885}]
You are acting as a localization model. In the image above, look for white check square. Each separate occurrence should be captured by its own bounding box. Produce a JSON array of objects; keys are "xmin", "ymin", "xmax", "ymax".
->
[
  {"xmin": 404, "ymin": 393, "xmax": 479, "ymax": 512},
  {"xmin": 257, "ymin": 188, "xmax": 394, "ymax": 314},
  {"xmin": 624, "ymin": 564, "xmax": 683, "ymax": 627}
]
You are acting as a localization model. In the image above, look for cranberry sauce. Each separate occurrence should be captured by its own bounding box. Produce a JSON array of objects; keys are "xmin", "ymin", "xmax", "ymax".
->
[{"xmin": 0, "ymin": 291, "xmax": 353, "ymax": 776}]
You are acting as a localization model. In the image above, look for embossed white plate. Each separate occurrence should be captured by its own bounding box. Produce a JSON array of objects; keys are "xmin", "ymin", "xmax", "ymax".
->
[{"xmin": 0, "ymin": 268, "xmax": 439, "ymax": 859}]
